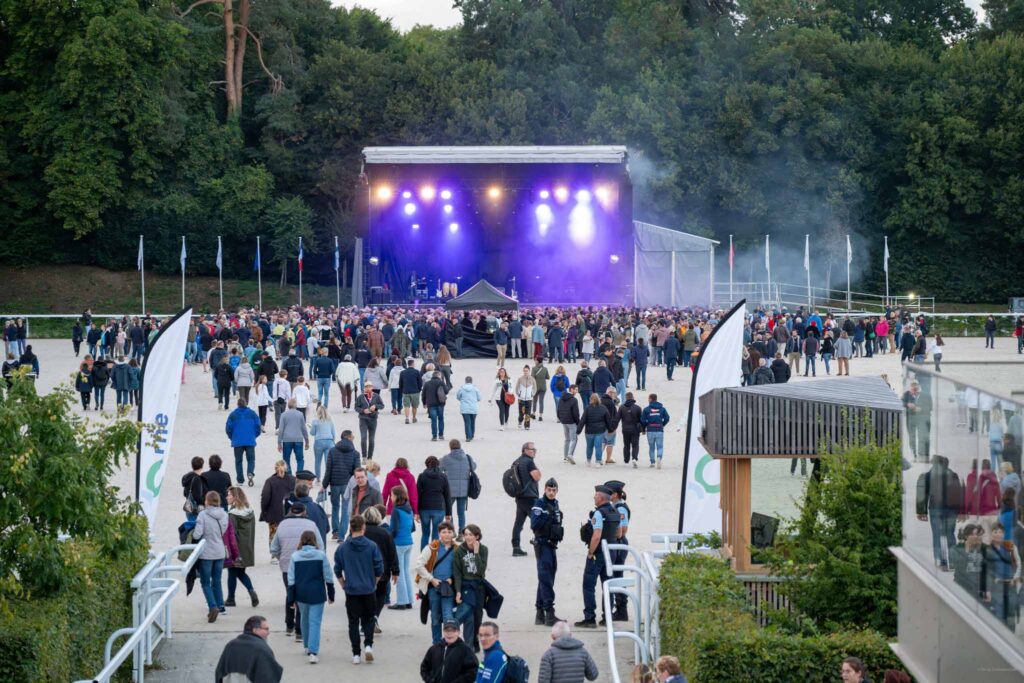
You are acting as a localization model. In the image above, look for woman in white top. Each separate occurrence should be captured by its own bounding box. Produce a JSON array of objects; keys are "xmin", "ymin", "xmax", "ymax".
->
[
  {"xmin": 335, "ymin": 354, "xmax": 360, "ymax": 412},
  {"xmin": 582, "ymin": 333, "xmax": 595, "ymax": 362},
  {"xmin": 929, "ymin": 334, "xmax": 944, "ymax": 372},
  {"xmin": 272, "ymin": 369, "xmax": 292, "ymax": 430},
  {"xmin": 253, "ymin": 375, "xmax": 272, "ymax": 432},
  {"xmin": 264, "ymin": 340, "xmax": 277, "ymax": 361},
  {"xmin": 387, "ymin": 360, "xmax": 403, "ymax": 415},
  {"xmin": 514, "ymin": 364, "xmax": 536, "ymax": 429},
  {"xmin": 292, "ymin": 376, "xmax": 312, "ymax": 419}
]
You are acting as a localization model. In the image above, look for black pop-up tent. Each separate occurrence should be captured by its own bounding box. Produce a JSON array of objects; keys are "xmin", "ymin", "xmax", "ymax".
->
[{"xmin": 445, "ymin": 279, "xmax": 519, "ymax": 311}]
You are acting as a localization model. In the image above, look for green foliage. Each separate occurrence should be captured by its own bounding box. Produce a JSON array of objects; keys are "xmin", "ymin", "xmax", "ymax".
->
[
  {"xmin": 763, "ymin": 435, "xmax": 903, "ymax": 636},
  {"xmin": 659, "ymin": 553, "xmax": 906, "ymax": 683}
]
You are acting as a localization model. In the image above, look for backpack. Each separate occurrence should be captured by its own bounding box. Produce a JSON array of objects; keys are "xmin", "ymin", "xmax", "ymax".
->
[
  {"xmin": 555, "ymin": 375, "xmax": 566, "ymax": 392},
  {"xmin": 504, "ymin": 654, "xmax": 530, "ymax": 683},
  {"xmin": 502, "ymin": 463, "xmax": 523, "ymax": 498}
]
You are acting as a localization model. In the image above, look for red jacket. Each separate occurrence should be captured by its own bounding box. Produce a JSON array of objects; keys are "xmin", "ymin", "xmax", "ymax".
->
[
  {"xmin": 383, "ymin": 467, "xmax": 419, "ymax": 515},
  {"xmin": 964, "ymin": 469, "xmax": 1001, "ymax": 515}
]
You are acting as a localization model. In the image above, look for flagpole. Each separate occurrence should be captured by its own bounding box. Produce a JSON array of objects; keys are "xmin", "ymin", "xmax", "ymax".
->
[
  {"xmin": 139, "ymin": 235, "xmax": 146, "ymax": 315},
  {"xmin": 335, "ymin": 236, "xmax": 340, "ymax": 309},
  {"xmin": 765, "ymin": 234, "xmax": 771, "ymax": 307},
  {"xmin": 728, "ymin": 234, "xmax": 733, "ymax": 303},
  {"xmin": 846, "ymin": 234, "xmax": 852, "ymax": 311},
  {"xmin": 257, "ymin": 236, "xmax": 263, "ymax": 312},
  {"xmin": 805, "ymin": 234, "xmax": 811, "ymax": 311},
  {"xmin": 218, "ymin": 235, "xmax": 223, "ymax": 312},
  {"xmin": 298, "ymin": 237, "xmax": 303, "ymax": 309},
  {"xmin": 884, "ymin": 235, "xmax": 890, "ymax": 307},
  {"xmin": 181, "ymin": 236, "xmax": 186, "ymax": 309}
]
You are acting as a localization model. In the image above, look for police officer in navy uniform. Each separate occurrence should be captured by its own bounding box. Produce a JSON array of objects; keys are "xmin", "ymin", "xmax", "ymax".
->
[
  {"xmin": 605, "ymin": 480, "xmax": 630, "ymax": 623},
  {"xmin": 575, "ymin": 484, "xmax": 619, "ymax": 628},
  {"xmin": 531, "ymin": 477, "xmax": 564, "ymax": 627}
]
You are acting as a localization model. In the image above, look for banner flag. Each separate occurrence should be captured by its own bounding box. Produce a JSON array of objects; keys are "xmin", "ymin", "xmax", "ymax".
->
[
  {"xmin": 216, "ymin": 237, "xmax": 223, "ymax": 271},
  {"xmin": 136, "ymin": 308, "xmax": 192, "ymax": 533},
  {"xmin": 883, "ymin": 238, "xmax": 890, "ymax": 274},
  {"xmin": 334, "ymin": 237, "xmax": 339, "ymax": 272},
  {"xmin": 180, "ymin": 236, "xmax": 187, "ymax": 272},
  {"xmin": 254, "ymin": 239, "xmax": 261, "ymax": 272},
  {"xmin": 764, "ymin": 235, "xmax": 770, "ymax": 272},
  {"xmin": 137, "ymin": 235, "xmax": 144, "ymax": 271},
  {"xmin": 679, "ymin": 299, "xmax": 746, "ymax": 535},
  {"xmin": 846, "ymin": 234, "xmax": 852, "ymax": 266},
  {"xmin": 298, "ymin": 237, "xmax": 304, "ymax": 272},
  {"xmin": 803, "ymin": 235, "xmax": 810, "ymax": 272}
]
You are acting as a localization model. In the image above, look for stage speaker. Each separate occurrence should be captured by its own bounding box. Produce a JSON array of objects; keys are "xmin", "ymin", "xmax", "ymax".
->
[{"xmin": 750, "ymin": 512, "xmax": 780, "ymax": 549}]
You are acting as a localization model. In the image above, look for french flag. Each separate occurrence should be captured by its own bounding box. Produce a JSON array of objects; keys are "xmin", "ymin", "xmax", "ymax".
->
[{"xmin": 298, "ymin": 237, "xmax": 304, "ymax": 273}]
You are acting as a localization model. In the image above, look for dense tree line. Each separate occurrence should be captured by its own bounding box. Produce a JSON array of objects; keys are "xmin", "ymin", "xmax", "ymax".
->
[{"xmin": 2, "ymin": 0, "xmax": 1023, "ymax": 302}]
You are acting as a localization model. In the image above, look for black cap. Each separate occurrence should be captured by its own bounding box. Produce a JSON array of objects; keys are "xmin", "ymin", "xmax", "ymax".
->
[
  {"xmin": 290, "ymin": 502, "xmax": 306, "ymax": 514},
  {"xmin": 604, "ymin": 480, "xmax": 625, "ymax": 494},
  {"xmin": 442, "ymin": 620, "xmax": 460, "ymax": 631},
  {"xmin": 594, "ymin": 485, "xmax": 613, "ymax": 496},
  {"xmin": 296, "ymin": 470, "xmax": 316, "ymax": 482},
  {"xmin": 545, "ymin": 477, "xmax": 559, "ymax": 489}
]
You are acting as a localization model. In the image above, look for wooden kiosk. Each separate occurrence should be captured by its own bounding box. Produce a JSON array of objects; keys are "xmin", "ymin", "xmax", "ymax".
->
[{"xmin": 697, "ymin": 377, "xmax": 902, "ymax": 571}]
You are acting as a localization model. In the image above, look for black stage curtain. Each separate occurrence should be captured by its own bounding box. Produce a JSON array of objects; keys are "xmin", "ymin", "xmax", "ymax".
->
[{"xmin": 446, "ymin": 325, "xmax": 497, "ymax": 359}]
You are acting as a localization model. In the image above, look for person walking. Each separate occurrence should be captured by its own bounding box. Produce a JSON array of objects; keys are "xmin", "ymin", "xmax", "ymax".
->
[
  {"xmin": 510, "ymin": 442, "xmax": 542, "ymax": 557},
  {"xmin": 91, "ymin": 358, "xmax": 110, "ymax": 411},
  {"xmin": 310, "ymin": 404, "xmax": 336, "ymax": 481},
  {"xmin": 383, "ymin": 457, "xmax": 420, "ymax": 516},
  {"xmin": 334, "ymin": 514, "xmax": 383, "ymax": 665},
  {"xmin": 494, "ymin": 322, "xmax": 510, "ymax": 367},
  {"xmin": 802, "ymin": 332, "xmax": 819, "ymax": 377},
  {"xmin": 456, "ymin": 376, "xmax": 482, "ymax": 442},
  {"xmin": 618, "ymin": 392, "xmax": 643, "ymax": 468},
  {"xmin": 537, "ymin": 621, "xmax": 599, "ymax": 683},
  {"xmin": 288, "ymin": 530, "xmax": 335, "ymax": 664},
  {"xmin": 323, "ymin": 430, "xmax": 361, "ymax": 540},
  {"xmin": 531, "ymin": 477, "xmax": 564, "ymax": 627},
  {"xmin": 337, "ymin": 354, "xmax": 361, "ymax": 412},
  {"xmin": 415, "ymin": 520, "xmax": 460, "ymax": 644},
  {"xmin": 640, "ymin": 393, "xmax": 670, "ymax": 469},
  {"xmin": 235, "ymin": 357, "xmax": 255, "ymax": 404},
  {"xmin": 985, "ymin": 315, "xmax": 997, "ymax": 348},
  {"xmin": 575, "ymin": 361, "xmax": 594, "ymax": 406},
  {"xmin": 453, "ymin": 524, "xmax": 489, "ymax": 652},
  {"xmin": 578, "ymin": 394, "xmax": 612, "ymax": 467},
  {"xmin": 272, "ymin": 369, "xmax": 292, "ymax": 430},
  {"xmin": 835, "ymin": 331, "xmax": 853, "ymax": 376},
  {"xmin": 355, "ymin": 382, "xmax": 385, "ymax": 459},
  {"xmin": 215, "ymin": 616, "xmax": 283, "ymax": 683},
  {"xmin": 204, "ymin": 455, "xmax": 232, "ymax": 511},
  {"xmin": 271, "ymin": 502, "xmax": 324, "ymax": 639},
  {"xmin": 441, "ymin": 439, "xmax": 477, "ymax": 533},
  {"xmin": 75, "ymin": 358, "xmax": 93, "ymax": 410},
  {"xmin": 930, "ymin": 334, "xmax": 945, "ymax": 372},
  {"xmin": 632, "ymin": 338, "xmax": 649, "ymax": 391},
  {"xmin": 225, "ymin": 487, "xmax": 259, "ymax": 608},
  {"xmin": 557, "ymin": 384, "xmax": 581, "ymax": 465},
  {"xmin": 253, "ymin": 375, "xmax": 272, "ymax": 432},
  {"xmin": 417, "ymin": 456, "xmax": 453, "ymax": 549},
  {"xmin": 515, "ymin": 364, "xmax": 536, "ymax": 430},
  {"xmin": 389, "ymin": 485, "xmax": 416, "ymax": 610},
  {"xmin": 401, "ymin": 358, "xmax": 424, "ymax": 424},
  {"xmin": 361, "ymin": 506, "xmax": 398, "ymax": 631},
  {"xmin": 194, "ymin": 491, "xmax": 230, "ymax": 623},
  {"xmin": 423, "ymin": 370, "xmax": 449, "ymax": 442},
  {"xmin": 214, "ymin": 356, "xmax": 234, "ymax": 410},
  {"xmin": 259, "ymin": 460, "xmax": 295, "ymax": 546},
  {"xmin": 388, "ymin": 356, "xmax": 404, "ymax": 415},
  {"xmin": 490, "ymin": 367, "xmax": 512, "ymax": 430},
  {"xmin": 532, "ymin": 358, "xmax": 550, "ymax": 421},
  {"xmin": 663, "ymin": 333, "xmax": 680, "ymax": 380},
  {"xmin": 277, "ymin": 398, "xmax": 309, "ymax": 474},
  {"xmin": 226, "ymin": 398, "xmax": 262, "ymax": 487},
  {"xmin": 310, "ymin": 347, "xmax": 337, "ymax": 407},
  {"xmin": 419, "ymin": 619, "xmax": 478, "ymax": 683}
]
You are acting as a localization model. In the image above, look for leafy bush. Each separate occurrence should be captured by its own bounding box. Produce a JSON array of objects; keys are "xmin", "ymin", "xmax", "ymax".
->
[{"xmin": 659, "ymin": 554, "xmax": 906, "ymax": 683}]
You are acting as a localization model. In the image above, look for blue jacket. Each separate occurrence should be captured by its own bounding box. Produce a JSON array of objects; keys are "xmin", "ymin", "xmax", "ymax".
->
[
  {"xmin": 225, "ymin": 406, "xmax": 262, "ymax": 447},
  {"xmin": 476, "ymin": 642, "xmax": 507, "ymax": 683},
  {"xmin": 641, "ymin": 402, "xmax": 671, "ymax": 432},
  {"xmin": 663, "ymin": 336, "xmax": 680, "ymax": 358},
  {"xmin": 310, "ymin": 355, "xmax": 336, "ymax": 379},
  {"xmin": 549, "ymin": 373, "xmax": 570, "ymax": 401},
  {"xmin": 334, "ymin": 535, "xmax": 383, "ymax": 595},
  {"xmin": 288, "ymin": 545, "xmax": 335, "ymax": 605},
  {"xmin": 457, "ymin": 383, "xmax": 482, "ymax": 415},
  {"xmin": 390, "ymin": 504, "xmax": 415, "ymax": 546},
  {"xmin": 592, "ymin": 366, "xmax": 613, "ymax": 396}
]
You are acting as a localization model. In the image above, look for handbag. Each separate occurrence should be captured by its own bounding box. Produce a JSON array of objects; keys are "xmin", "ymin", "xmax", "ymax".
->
[
  {"xmin": 503, "ymin": 392, "xmax": 515, "ymax": 406},
  {"xmin": 468, "ymin": 469, "xmax": 482, "ymax": 500}
]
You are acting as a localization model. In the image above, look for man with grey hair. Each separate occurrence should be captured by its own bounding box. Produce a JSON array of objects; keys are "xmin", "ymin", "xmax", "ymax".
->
[
  {"xmin": 215, "ymin": 615, "xmax": 283, "ymax": 683},
  {"xmin": 537, "ymin": 621, "xmax": 599, "ymax": 683},
  {"xmin": 277, "ymin": 397, "xmax": 309, "ymax": 473}
]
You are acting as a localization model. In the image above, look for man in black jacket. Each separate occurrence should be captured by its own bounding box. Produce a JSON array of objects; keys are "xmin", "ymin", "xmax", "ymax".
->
[
  {"xmin": 400, "ymin": 358, "xmax": 424, "ymax": 424},
  {"xmin": 770, "ymin": 352, "xmax": 791, "ymax": 383},
  {"xmin": 419, "ymin": 620, "xmax": 478, "ymax": 683},
  {"xmin": 215, "ymin": 616, "xmax": 283, "ymax": 683},
  {"xmin": 355, "ymin": 382, "xmax": 385, "ymax": 458},
  {"xmin": 617, "ymin": 392, "xmax": 643, "ymax": 468},
  {"xmin": 322, "ymin": 430, "xmax": 361, "ymax": 540},
  {"xmin": 557, "ymin": 385, "xmax": 581, "ymax": 465},
  {"xmin": 422, "ymin": 371, "xmax": 448, "ymax": 442},
  {"xmin": 281, "ymin": 349, "xmax": 304, "ymax": 387}
]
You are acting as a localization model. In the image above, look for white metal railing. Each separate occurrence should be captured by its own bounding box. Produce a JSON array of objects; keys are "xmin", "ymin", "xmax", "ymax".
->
[
  {"xmin": 601, "ymin": 533, "xmax": 708, "ymax": 683},
  {"xmin": 73, "ymin": 540, "xmax": 205, "ymax": 683}
]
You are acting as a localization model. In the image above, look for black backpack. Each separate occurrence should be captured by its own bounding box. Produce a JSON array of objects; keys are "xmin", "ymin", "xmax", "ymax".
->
[
  {"xmin": 504, "ymin": 654, "xmax": 530, "ymax": 683},
  {"xmin": 555, "ymin": 375, "xmax": 566, "ymax": 392},
  {"xmin": 468, "ymin": 456, "xmax": 482, "ymax": 500},
  {"xmin": 502, "ymin": 463, "xmax": 523, "ymax": 498}
]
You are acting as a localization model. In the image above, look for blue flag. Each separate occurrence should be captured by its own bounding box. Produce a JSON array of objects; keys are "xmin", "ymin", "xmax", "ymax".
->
[{"xmin": 254, "ymin": 240, "xmax": 261, "ymax": 272}]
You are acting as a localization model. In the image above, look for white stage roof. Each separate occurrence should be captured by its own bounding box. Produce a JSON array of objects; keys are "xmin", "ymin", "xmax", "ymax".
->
[{"xmin": 363, "ymin": 146, "xmax": 628, "ymax": 165}]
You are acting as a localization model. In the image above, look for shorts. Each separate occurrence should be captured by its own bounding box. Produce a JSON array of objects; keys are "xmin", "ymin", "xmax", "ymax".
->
[
  {"xmin": 403, "ymin": 393, "xmax": 421, "ymax": 408},
  {"xmin": 604, "ymin": 432, "xmax": 617, "ymax": 446}
]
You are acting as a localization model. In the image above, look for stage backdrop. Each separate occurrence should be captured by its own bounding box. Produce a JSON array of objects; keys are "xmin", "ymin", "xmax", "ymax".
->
[
  {"xmin": 634, "ymin": 221, "xmax": 717, "ymax": 308},
  {"xmin": 678, "ymin": 300, "xmax": 745, "ymax": 535},
  {"xmin": 136, "ymin": 308, "xmax": 192, "ymax": 535}
]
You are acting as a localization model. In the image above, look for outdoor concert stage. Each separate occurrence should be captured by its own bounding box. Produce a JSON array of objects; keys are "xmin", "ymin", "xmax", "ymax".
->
[{"xmin": 360, "ymin": 146, "xmax": 635, "ymax": 305}]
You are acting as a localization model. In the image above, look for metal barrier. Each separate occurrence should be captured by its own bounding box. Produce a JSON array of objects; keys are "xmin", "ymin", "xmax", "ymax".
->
[
  {"xmin": 601, "ymin": 533, "xmax": 708, "ymax": 683},
  {"xmin": 73, "ymin": 540, "xmax": 206, "ymax": 683}
]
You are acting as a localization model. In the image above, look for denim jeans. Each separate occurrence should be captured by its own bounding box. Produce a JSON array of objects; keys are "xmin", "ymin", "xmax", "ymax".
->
[
  {"xmin": 462, "ymin": 413, "xmax": 477, "ymax": 441},
  {"xmin": 227, "ymin": 566, "xmax": 254, "ymax": 600},
  {"xmin": 420, "ymin": 509, "xmax": 445, "ymax": 549},
  {"xmin": 116, "ymin": 389, "xmax": 130, "ymax": 405},
  {"xmin": 281, "ymin": 442, "xmax": 304, "ymax": 473},
  {"xmin": 313, "ymin": 439, "xmax": 333, "ymax": 480},
  {"xmin": 804, "ymin": 355, "xmax": 816, "ymax": 376},
  {"xmin": 233, "ymin": 445, "xmax": 255, "ymax": 482},
  {"xmin": 93, "ymin": 385, "xmax": 106, "ymax": 410},
  {"xmin": 298, "ymin": 601, "xmax": 325, "ymax": 654},
  {"xmin": 197, "ymin": 558, "xmax": 225, "ymax": 609},
  {"xmin": 316, "ymin": 378, "xmax": 331, "ymax": 406},
  {"xmin": 390, "ymin": 388, "xmax": 402, "ymax": 412},
  {"xmin": 585, "ymin": 433, "xmax": 604, "ymax": 463},
  {"xmin": 428, "ymin": 405, "xmax": 445, "ymax": 439},
  {"xmin": 929, "ymin": 509, "xmax": 958, "ymax": 567},
  {"xmin": 822, "ymin": 353, "xmax": 832, "ymax": 374},
  {"xmin": 635, "ymin": 366, "xmax": 647, "ymax": 389},
  {"xmin": 616, "ymin": 379, "xmax": 626, "ymax": 400},
  {"xmin": 646, "ymin": 431, "xmax": 664, "ymax": 463},
  {"xmin": 395, "ymin": 544, "xmax": 414, "ymax": 605},
  {"xmin": 563, "ymin": 423, "xmax": 578, "ymax": 457},
  {"xmin": 330, "ymin": 487, "xmax": 348, "ymax": 537},
  {"xmin": 428, "ymin": 586, "xmax": 456, "ymax": 644},
  {"xmin": 453, "ymin": 497, "xmax": 467, "ymax": 532}
]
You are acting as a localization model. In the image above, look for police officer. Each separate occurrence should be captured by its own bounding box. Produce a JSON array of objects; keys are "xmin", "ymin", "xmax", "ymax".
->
[
  {"xmin": 530, "ymin": 477, "xmax": 564, "ymax": 627},
  {"xmin": 605, "ymin": 480, "xmax": 630, "ymax": 623},
  {"xmin": 574, "ymin": 484, "xmax": 619, "ymax": 628}
]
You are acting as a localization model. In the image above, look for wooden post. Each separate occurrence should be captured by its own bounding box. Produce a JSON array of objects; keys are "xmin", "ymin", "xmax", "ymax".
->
[{"xmin": 734, "ymin": 457, "xmax": 753, "ymax": 572}]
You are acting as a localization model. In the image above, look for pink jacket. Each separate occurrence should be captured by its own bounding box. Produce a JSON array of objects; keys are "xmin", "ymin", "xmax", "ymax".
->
[
  {"xmin": 383, "ymin": 467, "xmax": 419, "ymax": 514},
  {"xmin": 964, "ymin": 469, "xmax": 1001, "ymax": 515},
  {"xmin": 223, "ymin": 518, "xmax": 240, "ymax": 564},
  {"xmin": 875, "ymin": 320, "xmax": 889, "ymax": 337}
]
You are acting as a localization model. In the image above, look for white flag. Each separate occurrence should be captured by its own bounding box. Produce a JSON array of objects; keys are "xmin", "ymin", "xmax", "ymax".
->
[
  {"xmin": 846, "ymin": 235, "xmax": 852, "ymax": 266},
  {"xmin": 883, "ymin": 238, "xmax": 890, "ymax": 274},
  {"xmin": 180, "ymin": 237, "xmax": 187, "ymax": 272},
  {"xmin": 137, "ymin": 235, "xmax": 144, "ymax": 271},
  {"xmin": 803, "ymin": 235, "xmax": 810, "ymax": 272},
  {"xmin": 216, "ymin": 236, "xmax": 223, "ymax": 271},
  {"xmin": 764, "ymin": 235, "xmax": 770, "ymax": 272}
]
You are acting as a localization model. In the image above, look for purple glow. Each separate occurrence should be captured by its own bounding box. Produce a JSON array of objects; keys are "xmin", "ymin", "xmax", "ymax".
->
[
  {"xmin": 440, "ymin": 189, "xmax": 453, "ymax": 200},
  {"xmin": 402, "ymin": 190, "xmax": 412, "ymax": 199},
  {"xmin": 569, "ymin": 201, "xmax": 595, "ymax": 246},
  {"xmin": 404, "ymin": 203, "xmax": 417, "ymax": 215},
  {"xmin": 609, "ymin": 254, "xmax": 620, "ymax": 264},
  {"xmin": 539, "ymin": 189, "xmax": 550, "ymax": 199},
  {"xmin": 535, "ymin": 204, "xmax": 553, "ymax": 228},
  {"xmin": 448, "ymin": 222, "xmax": 459, "ymax": 233},
  {"xmin": 554, "ymin": 187, "xmax": 569, "ymax": 203},
  {"xmin": 411, "ymin": 223, "xmax": 420, "ymax": 230},
  {"xmin": 575, "ymin": 189, "xmax": 592, "ymax": 203},
  {"xmin": 420, "ymin": 186, "xmax": 436, "ymax": 200},
  {"xmin": 443, "ymin": 204, "xmax": 453, "ymax": 214}
]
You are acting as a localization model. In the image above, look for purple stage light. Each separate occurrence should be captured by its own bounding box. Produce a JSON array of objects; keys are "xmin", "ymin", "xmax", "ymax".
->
[
  {"xmin": 440, "ymin": 189, "xmax": 452, "ymax": 200},
  {"xmin": 449, "ymin": 222, "xmax": 459, "ymax": 233},
  {"xmin": 554, "ymin": 186, "xmax": 569, "ymax": 203},
  {"xmin": 575, "ymin": 189, "xmax": 592, "ymax": 203},
  {"xmin": 412, "ymin": 223, "xmax": 420, "ymax": 230},
  {"xmin": 443, "ymin": 204, "xmax": 454, "ymax": 214},
  {"xmin": 609, "ymin": 254, "xmax": 620, "ymax": 264},
  {"xmin": 404, "ymin": 203, "xmax": 417, "ymax": 215},
  {"xmin": 539, "ymin": 189, "xmax": 550, "ymax": 200},
  {"xmin": 535, "ymin": 204, "xmax": 553, "ymax": 231},
  {"xmin": 569, "ymin": 201, "xmax": 595, "ymax": 246},
  {"xmin": 420, "ymin": 186, "xmax": 436, "ymax": 200},
  {"xmin": 402, "ymin": 190, "xmax": 412, "ymax": 199}
]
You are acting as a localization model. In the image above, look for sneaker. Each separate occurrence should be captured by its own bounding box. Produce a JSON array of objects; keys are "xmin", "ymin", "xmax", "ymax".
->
[
  {"xmin": 649, "ymin": 462, "xmax": 655, "ymax": 468},
  {"xmin": 657, "ymin": 460, "xmax": 662, "ymax": 470},
  {"xmin": 567, "ymin": 455, "xmax": 576, "ymax": 465},
  {"xmin": 295, "ymin": 632, "xmax": 303, "ymax": 642},
  {"xmin": 374, "ymin": 623, "xmax": 382, "ymax": 634},
  {"xmin": 308, "ymin": 653, "xmax": 319, "ymax": 665},
  {"xmin": 405, "ymin": 418, "xmax": 410, "ymax": 424},
  {"xmin": 271, "ymin": 557, "xmax": 278, "ymax": 565},
  {"xmin": 352, "ymin": 655, "xmax": 362, "ymax": 665},
  {"xmin": 287, "ymin": 627, "xmax": 294, "ymax": 636},
  {"xmin": 633, "ymin": 461, "xmax": 638, "ymax": 469},
  {"xmin": 363, "ymin": 646, "xmax": 374, "ymax": 663},
  {"xmin": 224, "ymin": 598, "xmax": 237, "ymax": 607}
]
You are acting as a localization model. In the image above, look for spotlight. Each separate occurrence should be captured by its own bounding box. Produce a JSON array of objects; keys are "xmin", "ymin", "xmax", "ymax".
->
[
  {"xmin": 539, "ymin": 190, "xmax": 550, "ymax": 200},
  {"xmin": 554, "ymin": 186, "xmax": 569, "ymax": 203},
  {"xmin": 376, "ymin": 185, "xmax": 393, "ymax": 200},
  {"xmin": 595, "ymin": 186, "xmax": 614, "ymax": 206},
  {"xmin": 420, "ymin": 186, "xmax": 436, "ymax": 200},
  {"xmin": 443, "ymin": 204, "xmax": 453, "ymax": 214},
  {"xmin": 609, "ymin": 254, "xmax": 620, "ymax": 264},
  {"xmin": 448, "ymin": 222, "xmax": 459, "ymax": 233},
  {"xmin": 411, "ymin": 224, "xmax": 420, "ymax": 230},
  {"xmin": 569, "ymin": 202, "xmax": 595, "ymax": 246},
  {"xmin": 401, "ymin": 190, "xmax": 412, "ymax": 199},
  {"xmin": 487, "ymin": 186, "xmax": 502, "ymax": 200},
  {"xmin": 535, "ymin": 204, "xmax": 553, "ymax": 230},
  {"xmin": 369, "ymin": 256, "xmax": 380, "ymax": 266},
  {"xmin": 403, "ymin": 203, "xmax": 416, "ymax": 215},
  {"xmin": 440, "ymin": 189, "xmax": 452, "ymax": 200},
  {"xmin": 575, "ymin": 189, "xmax": 592, "ymax": 203}
]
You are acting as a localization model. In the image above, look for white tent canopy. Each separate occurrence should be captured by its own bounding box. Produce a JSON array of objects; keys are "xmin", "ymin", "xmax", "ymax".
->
[{"xmin": 633, "ymin": 221, "xmax": 717, "ymax": 308}]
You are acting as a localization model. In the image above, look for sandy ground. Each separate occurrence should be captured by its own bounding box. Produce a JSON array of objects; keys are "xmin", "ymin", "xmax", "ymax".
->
[{"xmin": 27, "ymin": 335, "xmax": 1017, "ymax": 682}]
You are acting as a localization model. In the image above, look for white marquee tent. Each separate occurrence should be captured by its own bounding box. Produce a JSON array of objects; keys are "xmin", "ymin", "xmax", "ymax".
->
[{"xmin": 633, "ymin": 221, "xmax": 718, "ymax": 308}]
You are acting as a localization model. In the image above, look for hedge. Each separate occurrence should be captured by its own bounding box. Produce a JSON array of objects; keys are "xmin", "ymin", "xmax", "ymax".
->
[
  {"xmin": 0, "ymin": 540, "xmax": 143, "ymax": 682},
  {"xmin": 659, "ymin": 554, "xmax": 907, "ymax": 683}
]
